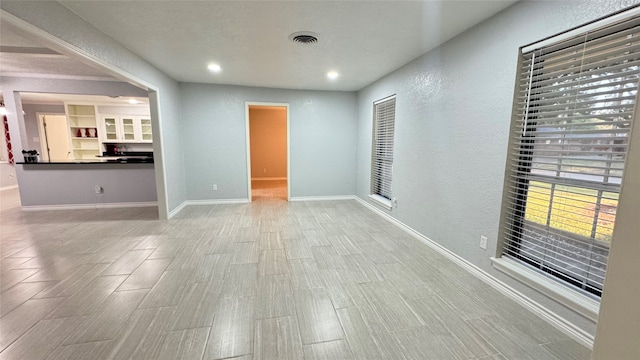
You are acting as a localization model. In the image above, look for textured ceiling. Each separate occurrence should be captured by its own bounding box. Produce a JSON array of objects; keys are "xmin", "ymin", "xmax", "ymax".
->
[
  {"xmin": 0, "ymin": 21, "xmax": 116, "ymax": 81},
  {"xmin": 59, "ymin": 0, "xmax": 518, "ymax": 91}
]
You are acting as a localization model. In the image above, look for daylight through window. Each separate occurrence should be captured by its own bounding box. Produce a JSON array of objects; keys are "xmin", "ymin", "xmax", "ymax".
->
[{"xmin": 501, "ymin": 14, "xmax": 640, "ymax": 297}]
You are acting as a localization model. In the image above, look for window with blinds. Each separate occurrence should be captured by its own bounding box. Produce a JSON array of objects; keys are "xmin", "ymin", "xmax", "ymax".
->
[
  {"xmin": 501, "ymin": 14, "xmax": 640, "ymax": 297},
  {"xmin": 371, "ymin": 95, "xmax": 396, "ymax": 203}
]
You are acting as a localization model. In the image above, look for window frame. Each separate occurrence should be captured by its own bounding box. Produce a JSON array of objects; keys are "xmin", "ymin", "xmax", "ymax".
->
[
  {"xmin": 369, "ymin": 95, "xmax": 397, "ymax": 210},
  {"xmin": 496, "ymin": 8, "xmax": 640, "ymax": 304}
]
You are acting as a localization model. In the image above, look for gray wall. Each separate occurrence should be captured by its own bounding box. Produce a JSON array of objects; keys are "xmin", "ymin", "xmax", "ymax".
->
[
  {"xmin": 356, "ymin": 0, "xmax": 637, "ymax": 336},
  {"xmin": 0, "ymin": 1, "xmax": 187, "ymax": 218},
  {"xmin": 21, "ymin": 103, "xmax": 66, "ymax": 154},
  {"xmin": 180, "ymin": 83, "xmax": 357, "ymax": 200},
  {"xmin": 16, "ymin": 163, "xmax": 156, "ymax": 206}
]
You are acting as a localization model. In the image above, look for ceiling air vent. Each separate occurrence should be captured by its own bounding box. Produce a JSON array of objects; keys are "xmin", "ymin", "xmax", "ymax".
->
[{"xmin": 289, "ymin": 32, "xmax": 318, "ymax": 45}]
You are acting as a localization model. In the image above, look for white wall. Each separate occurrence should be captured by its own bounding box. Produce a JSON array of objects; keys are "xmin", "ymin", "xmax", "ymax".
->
[
  {"xmin": 356, "ymin": 0, "xmax": 638, "ymax": 337},
  {"xmin": 0, "ymin": 1, "xmax": 187, "ymax": 218},
  {"xmin": 180, "ymin": 83, "xmax": 357, "ymax": 200}
]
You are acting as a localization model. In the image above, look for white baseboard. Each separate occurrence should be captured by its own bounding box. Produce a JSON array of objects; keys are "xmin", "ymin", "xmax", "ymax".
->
[
  {"xmin": 21, "ymin": 201, "xmax": 157, "ymax": 211},
  {"xmin": 251, "ymin": 177, "xmax": 287, "ymax": 181},
  {"xmin": 290, "ymin": 195, "xmax": 356, "ymax": 202},
  {"xmin": 167, "ymin": 201, "xmax": 188, "ymax": 219},
  {"xmin": 0, "ymin": 185, "xmax": 19, "ymax": 192},
  {"xmin": 354, "ymin": 196, "xmax": 594, "ymax": 349},
  {"xmin": 186, "ymin": 199, "xmax": 250, "ymax": 206}
]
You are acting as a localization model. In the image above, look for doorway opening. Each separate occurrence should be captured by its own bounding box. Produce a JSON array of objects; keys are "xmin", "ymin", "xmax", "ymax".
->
[
  {"xmin": 37, "ymin": 113, "xmax": 71, "ymax": 162},
  {"xmin": 246, "ymin": 103, "xmax": 290, "ymax": 202}
]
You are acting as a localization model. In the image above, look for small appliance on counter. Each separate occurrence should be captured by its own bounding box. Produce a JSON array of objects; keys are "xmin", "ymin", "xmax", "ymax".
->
[{"xmin": 22, "ymin": 150, "xmax": 39, "ymax": 163}]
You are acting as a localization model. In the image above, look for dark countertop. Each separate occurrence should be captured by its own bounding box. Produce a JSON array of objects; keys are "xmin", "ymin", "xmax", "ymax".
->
[{"xmin": 17, "ymin": 158, "xmax": 154, "ymax": 165}]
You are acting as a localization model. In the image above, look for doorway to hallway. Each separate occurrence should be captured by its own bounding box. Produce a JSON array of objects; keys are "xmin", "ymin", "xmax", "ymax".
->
[{"xmin": 246, "ymin": 103, "xmax": 289, "ymax": 201}]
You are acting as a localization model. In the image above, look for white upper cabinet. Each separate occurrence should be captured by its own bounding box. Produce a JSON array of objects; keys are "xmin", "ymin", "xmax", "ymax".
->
[{"xmin": 100, "ymin": 115, "xmax": 152, "ymax": 143}]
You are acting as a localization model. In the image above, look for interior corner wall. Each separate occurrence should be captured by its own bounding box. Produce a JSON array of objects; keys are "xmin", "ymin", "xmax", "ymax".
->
[
  {"xmin": 0, "ymin": 1, "xmax": 187, "ymax": 217},
  {"xmin": 356, "ymin": 0, "xmax": 637, "ymax": 337},
  {"xmin": 249, "ymin": 108, "xmax": 287, "ymax": 179},
  {"xmin": 179, "ymin": 83, "xmax": 357, "ymax": 201}
]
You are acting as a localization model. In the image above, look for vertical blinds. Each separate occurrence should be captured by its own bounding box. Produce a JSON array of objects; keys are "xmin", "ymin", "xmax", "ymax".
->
[
  {"xmin": 502, "ymin": 14, "xmax": 640, "ymax": 296},
  {"xmin": 371, "ymin": 96, "xmax": 396, "ymax": 200}
]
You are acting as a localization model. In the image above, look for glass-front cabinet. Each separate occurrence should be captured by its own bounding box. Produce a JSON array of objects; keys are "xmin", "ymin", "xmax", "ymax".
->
[
  {"xmin": 100, "ymin": 115, "xmax": 152, "ymax": 143},
  {"xmin": 103, "ymin": 116, "xmax": 118, "ymax": 140},
  {"xmin": 122, "ymin": 118, "xmax": 135, "ymax": 141},
  {"xmin": 140, "ymin": 118, "xmax": 152, "ymax": 141}
]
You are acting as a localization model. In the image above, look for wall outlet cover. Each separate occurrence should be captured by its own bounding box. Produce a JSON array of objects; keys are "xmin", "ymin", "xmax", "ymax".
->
[
  {"xmin": 480, "ymin": 235, "xmax": 488, "ymax": 250},
  {"xmin": 212, "ymin": 184, "xmax": 218, "ymax": 191}
]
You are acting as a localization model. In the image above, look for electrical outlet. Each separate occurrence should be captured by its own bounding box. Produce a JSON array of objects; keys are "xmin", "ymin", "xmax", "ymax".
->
[
  {"xmin": 263, "ymin": 168, "xmax": 267, "ymax": 173},
  {"xmin": 480, "ymin": 235, "xmax": 488, "ymax": 250},
  {"xmin": 94, "ymin": 185, "xmax": 103, "ymax": 194},
  {"xmin": 212, "ymin": 184, "xmax": 218, "ymax": 191}
]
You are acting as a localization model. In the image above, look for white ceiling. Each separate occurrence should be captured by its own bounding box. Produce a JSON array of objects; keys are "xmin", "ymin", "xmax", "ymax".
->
[
  {"xmin": 0, "ymin": 21, "xmax": 117, "ymax": 81},
  {"xmin": 1, "ymin": 1, "xmax": 518, "ymax": 92},
  {"xmin": 58, "ymin": 0, "xmax": 518, "ymax": 91}
]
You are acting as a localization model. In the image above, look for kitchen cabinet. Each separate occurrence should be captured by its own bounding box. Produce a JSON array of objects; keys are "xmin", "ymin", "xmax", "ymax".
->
[
  {"xmin": 100, "ymin": 115, "xmax": 152, "ymax": 143},
  {"xmin": 66, "ymin": 104, "xmax": 100, "ymax": 160}
]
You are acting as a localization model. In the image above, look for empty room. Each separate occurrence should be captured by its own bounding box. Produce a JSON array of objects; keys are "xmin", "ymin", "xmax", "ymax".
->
[{"xmin": 0, "ymin": 1, "xmax": 638, "ymax": 359}]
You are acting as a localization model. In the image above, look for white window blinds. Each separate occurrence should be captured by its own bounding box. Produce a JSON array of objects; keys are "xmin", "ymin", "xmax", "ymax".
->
[
  {"xmin": 371, "ymin": 96, "xmax": 396, "ymax": 200},
  {"xmin": 501, "ymin": 14, "xmax": 640, "ymax": 296}
]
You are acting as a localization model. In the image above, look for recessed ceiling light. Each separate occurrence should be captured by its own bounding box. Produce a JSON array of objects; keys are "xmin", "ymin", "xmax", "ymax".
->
[
  {"xmin": 128, "ymin": 99, "xmax": 139, "ymax": 104},
  {"xmin": 208, "ymin": 63, "xmax": 222, "ymax": 73},
  {"xmin": 327, "ymin": 71, "xmax": 339, "ymax": 80}
]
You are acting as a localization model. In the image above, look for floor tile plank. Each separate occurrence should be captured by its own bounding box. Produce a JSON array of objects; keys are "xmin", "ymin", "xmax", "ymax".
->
[
  {"xmin": 46, "ymin": 275, "xmax": 127, "ymax": 318},
  {"xmin": 336, "ymin": 305, "xmax": 405, "ymax": 360},
  {"xmin": 359, "ymin": 282, "xmax": 424, "ymax": 332},
  {"xmin": 220, "ymin": 263, "xmax": 258, "ymax": 298},
  {"xmin": 102, "ymin": 249, "xmax": 153, "ymax": 276},
  {"xmin": 0, "ymin": 297, "xmax": 66, "ymax": 351},
  {"xmin": 254, "ymin": 316, "xmax": 304, "ymax": 360},
  {"xmin": 303, "ymin": 339, "xmax": 354, "ymax": 360},
  {"xmin": 158, "ymin": 327, "xmax": 210, "ymax": 360},
  {"xmin": 0, "ymin": 316, "xmax": 87, "ymax": 360},
  {"xmin": 258, "ymin": 250, "xmax": 289, "ymax": 276},
  {"xmin": 293, "ymin": 288, "xmax": 344, "ymax": 344},
  {"xmin": 137, "ymin": 269, "xmax": 192, "ymax": 308},
  {"xmin": 255, "ymin": 274, "xmax": 294, "ymax": 319},
  {"xmin": 63, "ymin": 289, "xmax": 148, "ymax": 345},
  {"xmin": 205, "ymin": 296, "xmax": 255, "ymax": 359},
  {"xmin": 117, "ymin": 258, "xmax": 173, "ymax": 291}
]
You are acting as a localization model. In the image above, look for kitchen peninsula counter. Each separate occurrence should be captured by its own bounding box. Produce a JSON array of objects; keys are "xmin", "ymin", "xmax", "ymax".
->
[{"xmin": 16, "ymin": 161, "xmax": 157, "ymax": 209}]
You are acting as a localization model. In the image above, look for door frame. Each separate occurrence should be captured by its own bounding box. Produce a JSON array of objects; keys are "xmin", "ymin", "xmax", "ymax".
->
[
  {"xmin": 245, "ymin": 102, "xmax": 290, "ymax": 201},
  {"xmin": 36, "ymin": 112, "xmax": 68, "ymax": 162}
]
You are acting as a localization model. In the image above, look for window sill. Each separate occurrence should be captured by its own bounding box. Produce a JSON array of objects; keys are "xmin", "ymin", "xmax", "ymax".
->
[
  {"xmin": 491, "ymin": 257, "xmax": 600, "ymax": 322},
  {"xmin": 368, "ymin": 194, "xmax": 392, "ymax": 210}
]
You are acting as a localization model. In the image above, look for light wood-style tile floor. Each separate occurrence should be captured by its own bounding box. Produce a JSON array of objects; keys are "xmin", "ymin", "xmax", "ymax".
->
[{"xmin": 0, "ymin": 187, "xmax": 591, "ymax": 359}]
